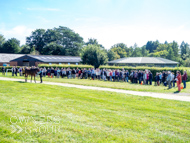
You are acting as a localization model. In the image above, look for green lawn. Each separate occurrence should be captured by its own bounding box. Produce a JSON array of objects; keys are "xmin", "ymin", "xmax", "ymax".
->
[
  {"xmin": 1, "ymin": 73, "xmax": 190, "ymax": 94},
  {"xmin": 0, "ymin": 80, "xmax": 190, "ymax": 142}
]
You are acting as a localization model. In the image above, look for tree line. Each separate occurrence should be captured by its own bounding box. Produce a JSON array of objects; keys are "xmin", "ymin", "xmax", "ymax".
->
[{"xmin": 0, "ymin": 26, "xmax": 190, "ymax": 68}]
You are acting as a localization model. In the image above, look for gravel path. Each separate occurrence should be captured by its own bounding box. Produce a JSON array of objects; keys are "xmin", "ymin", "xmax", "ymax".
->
[{"xmin": 0, "ymin": 77, "xmax": 189, "ymax": 102}]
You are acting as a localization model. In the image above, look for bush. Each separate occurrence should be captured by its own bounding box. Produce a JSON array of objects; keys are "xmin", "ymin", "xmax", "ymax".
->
[
  {"xmin": 99, "ymin": 65, "xmax": 190, "ymax": 81},
  {"xmin": 38, "ymin": 64, "xmax": 93, "ymax": 69}
]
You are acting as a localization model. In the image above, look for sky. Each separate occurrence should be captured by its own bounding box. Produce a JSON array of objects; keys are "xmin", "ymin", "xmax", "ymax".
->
[{"xmin": 0, "ymin": 0, "xmax": 190, "ymax": 49}]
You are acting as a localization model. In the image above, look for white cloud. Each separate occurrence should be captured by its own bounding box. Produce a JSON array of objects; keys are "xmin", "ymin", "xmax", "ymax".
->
[
  {"xmin": 74, "ymin": 24, "xmax": 190, "ymax": 49},
  {"xmin": 0, "ymin": 25, "xmax": 33, "ymax": 45}
]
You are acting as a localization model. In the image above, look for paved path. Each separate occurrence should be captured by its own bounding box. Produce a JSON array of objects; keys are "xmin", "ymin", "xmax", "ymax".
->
[{"xmin": 0, "ymin": 77, "xmax": 189, "ymax": 102}]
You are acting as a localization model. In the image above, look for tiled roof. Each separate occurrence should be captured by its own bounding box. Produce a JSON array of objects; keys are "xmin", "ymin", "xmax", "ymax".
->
[{"xmin": 108, "ymin": 57, "xmax": 178, "ymax": 64}]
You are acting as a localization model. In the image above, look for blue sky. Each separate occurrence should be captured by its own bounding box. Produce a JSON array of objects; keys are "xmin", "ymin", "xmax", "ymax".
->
[{"xmin": 0, "ymin": 0, "xmax": 190, "ymax": 49}]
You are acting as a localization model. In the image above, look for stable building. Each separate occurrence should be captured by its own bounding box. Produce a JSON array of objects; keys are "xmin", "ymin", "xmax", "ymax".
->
[
  {"xmin": 0, "ymin": 53, "xmax": 24, "ymax": 66},
  {"xmin": 10, "ymin": 55, "xmax": 82, "ymax": 66},
  {"xmin": 108, "ymin": 57, "xmax": 178, "ymax": 67}
]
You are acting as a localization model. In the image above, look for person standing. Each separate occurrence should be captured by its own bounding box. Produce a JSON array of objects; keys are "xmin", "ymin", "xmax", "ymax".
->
[
  {"xmin": 71, "ymin": 68, "xmax": 76, "ymax": 79},
  {"xmin": 125, "ymin": 70, "xmax": 129, "ymax": 82},
  {"xmin": 47, "ymin": 68, "xmax": 51, "ymax": 78},
  {"xmin": 2, "ymin": 66, "xmax": 5, "ymax": 75},
  {"xmin": 19, "ymin": 67, "xmax": 22, "ymax": 76},
  {"xmin": 143, "ymin": 71, "xmax": 147, "ymax": 85},
  {"xmin": 138, "ymin": 70, "xmax": 141, "ymax": 84},
  {"xmin": 167, "ymin": 71, "xmax": 172, "ymax": 89},
  {"xmin": 57, "ymin": 68, "xmax": 61, "ymax": 78},
  {"xmin": 182, "ymin": 71, "xmax": 187, "ymax": 89},
  {"xmin": 12, "ymin": 66, "xmax": 15, "ymax": 76},
  {"xmin": 176, "ymin": 71, "xmax": 182, "ymax": 92},
  {"xmin": 112, "ymin": 70, "xmax": 115, "ymax": 82},
  {"xmin": 109, "ymin": 70, "xmax": 112, "ymax": 81},
  {"xmin": 146, "ymin": 71, "xmax": 149, "ymax": 85},
  {"xmin": 38, "ymin": 68, "xmax": 43, "ymax": 83},
  {"xmin": 15, "ymin": 66, "xmax": 18, "ymax": 76},
  {"xmin": 172, "ymin": 72, "xmax": 175, "ymax": 87},
  {"xmin": 43, "ymin": 67, "xmax": 47, "ymax": 77},
  {"xmin": 149, "ymin": 72, "xmax": 153, "ymax": 85},
  {"xmin": 155, "ymin": 73, "xmax": 160, "ymax": 86},
  {"xmin": 51, "ymin": 67, "xmax": 54, "ymax": 78}
]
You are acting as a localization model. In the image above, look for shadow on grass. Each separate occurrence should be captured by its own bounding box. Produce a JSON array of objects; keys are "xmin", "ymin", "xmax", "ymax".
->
[
  {"xmin": 174, "ymin": 91, "xmax": 180, "ymax": 94},
  {"xmin": 16, "ymin": 81, "xmax": 27, "ymax": 83}
]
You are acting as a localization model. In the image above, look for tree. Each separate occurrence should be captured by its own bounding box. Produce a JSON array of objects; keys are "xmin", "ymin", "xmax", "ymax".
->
[
  {"xmin": 141, "ymin": 46, "xmax": 149, "ymax": 57},
  {"xmin": 81, "ymin": 45, "xmax": 108, "ymax": 68},
  {"xmin": 131, "ymin": 47, "xmax": 142, "ymax": 57},
  {"xmin": 54, "ymin": 26, "xmax": 84, "ymax": 56},
  {"xmin": 30, "ymin": 46, "xmax": 40, "ymax": 55},
  {"xmin": 171, "ymin": 41, "xmax": 179, "ymax": 60},
  {"xmin": 1, "ymin": 38, "xmax": 20, "ymax": 53},
  {"xmin": 26, "ymin": 26, "xmax": 84, "ymax": 56},
  {"xmin": 111, "ymin": 47, "xmax": 127, "ymax": 58},
  {"xmin": 180, "ymin": 41, "xmax": 190, "ymax": 60},
  {"xmin": 110, "ymin": 43, "xmax": 128, "ymax": 58},
  {"xmin": 146, "ymin": 40, "xmax": 160, "ymax": 53},
  {"xmin": 85, "ymin": 38, "xmax": 105, "ymax": 49},
  {"xmin": 42, "ymin": 42, "xmax": 63, "ymax": 55},
  {"xmin": 0, "ymin": 34, "xmax": 6, "ymax": 52},
  {"xmin": 19, "ymin": 45, "xmax": 31, "ymax": 54},
  {"xmin": 26, "ymin": 29, "xmax": 46, "ymax": 54},
  {"xmin": 107, "ymin": 49, "xmax": 116, "ymax": 61},
  {"xmin": 166, "ymin": 46, "xmax": 175, "ymax": 60}
]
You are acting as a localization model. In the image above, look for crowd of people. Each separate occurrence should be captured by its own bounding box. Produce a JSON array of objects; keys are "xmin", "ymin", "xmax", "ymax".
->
[{"xmin": 1, "ymin": 66, "xmax": 188, "ymax": 91}]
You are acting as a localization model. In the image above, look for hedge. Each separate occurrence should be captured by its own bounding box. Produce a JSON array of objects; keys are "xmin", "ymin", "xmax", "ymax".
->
[
  {"xmin": 38, "ymin": 64, "xmax": 93, "ymax": 69},
  {"xmin": 99, "ymin": 65, "xmax": 190, "ymax": 81}
]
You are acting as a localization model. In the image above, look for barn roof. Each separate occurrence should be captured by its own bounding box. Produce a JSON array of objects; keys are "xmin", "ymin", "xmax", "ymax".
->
[
  {"xmin": 108, "ymin": 57, "xmax": 178, "ymax": 64},
  {"xmin": 0, "ymin": 53, "xmax": 24, "ymax": 63},
  {"xmin": 28, "ymin": 55, "xmax": 82, "ymax": 63},
  {"xmin": 10, "ymin": 54, "xmax": 82, "ymax": 63}
]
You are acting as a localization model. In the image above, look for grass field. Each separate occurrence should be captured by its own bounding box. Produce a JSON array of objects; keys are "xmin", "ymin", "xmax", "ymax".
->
[
  {"xmin": 0, "ymin": 80, "xmax": 190, "ymax": 142},
  {"xmin": 1, "ymin": 73, "xmax": 190, "ymax": 94}
]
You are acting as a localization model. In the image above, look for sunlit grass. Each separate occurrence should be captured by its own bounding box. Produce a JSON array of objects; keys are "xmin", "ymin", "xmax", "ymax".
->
[{"xmin": 0, "ymin": 80, "xmax": 190, "ymax": 142}]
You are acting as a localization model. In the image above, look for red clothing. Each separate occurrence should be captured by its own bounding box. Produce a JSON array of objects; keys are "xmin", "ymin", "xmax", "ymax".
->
[
  {"xmin": 177, "ymin": 74, "xmax": 182, "ymax": 84},
  {"xmin": 177, "ymin": 74, "xmax": 182, "ymax": 91},
  {"xmin": 182, "ymin": 73, "xmax": 187, "ymax": 81},
  {"xmin": 109, "ymin": 72, "xmax": 112, "ymax": 76},
  {"xmin": 147, "ymin": 74, "xmax": 149, "ymax": 80}
]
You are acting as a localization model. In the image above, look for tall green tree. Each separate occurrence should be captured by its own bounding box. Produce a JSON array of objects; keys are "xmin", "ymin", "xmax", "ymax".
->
[
  {"xmin": 131, "ymin": 47, "xmax": 142, "ymax": 57},
  {"xmin": 180, "ymin": 41, "xmax": 190, "ymax": 60},
  {"xmin": 1, "ymin": 38, "xmax": 20, "ymax": 53},
  {"xmin": 85, "ymin": 38, "xmax": 105, "ymax": 49},
  {"xmin": 141, "ymin": 46, "xmax": 149, "ymax": 57},
  {"xmin": 107, "ymin": 49, "xmax": 117, "ymax": 61},
  {"xmin": 146, "ymin": 40, "xmax": 160, "ymax": 53},
  {"xmin": 26, "ymin": 29, "xmax": 46, "ymax": 54},
  {"xmin": 81, "ymin": 45, "xmax": 108, "ymax": 68},
  {"xmin": 42, "ymin": 42, "xmax": 63, "ymax": 55},
  {"xmin": 54, "ymin": 26, "xmax": 84, "ymax": 56},
  {"xmin": 0, "ymin": 34, "xmax": 6, "ymax": 52},
  {"xmin": 26, "ymin": 26, "xmax": 84, "ymax": 56},
  {"xmin": 110, "ymin": 43, "xmax": 128, "ymax": 58},
  {"xmin": 19, "ymin": 45, "xmax": 31, "ymax": 54},
  {"xmin": 171, "ymin": 41, "xmax": 179, "ymax": 60}
]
